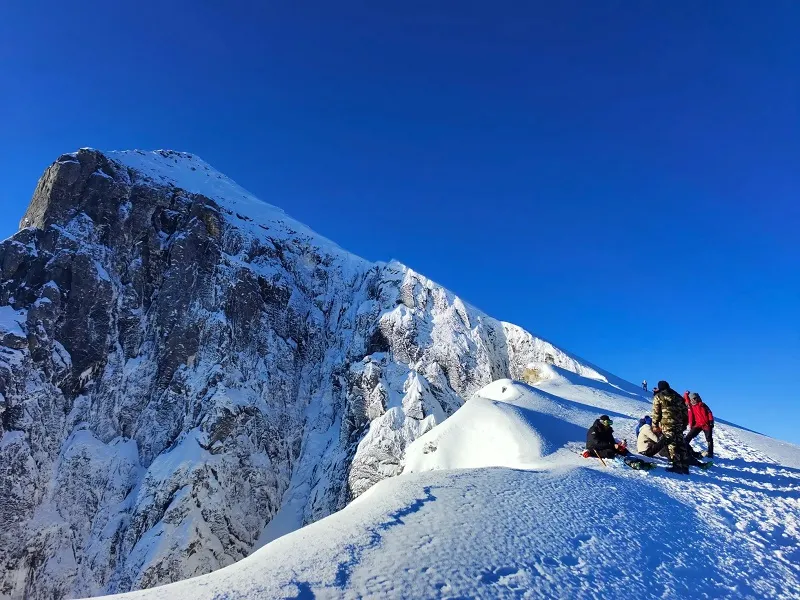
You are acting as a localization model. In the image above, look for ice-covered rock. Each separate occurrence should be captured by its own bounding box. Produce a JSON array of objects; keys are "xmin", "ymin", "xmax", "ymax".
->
[{"xmin": 0, "ymin": 149, "xmax": 633, "ymax": 599}]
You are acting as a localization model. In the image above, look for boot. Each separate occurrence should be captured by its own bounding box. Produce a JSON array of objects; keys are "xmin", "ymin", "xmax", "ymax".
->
[{"xmin": 665, "ymin": 466, "xmax": 690, "ymax": 475}]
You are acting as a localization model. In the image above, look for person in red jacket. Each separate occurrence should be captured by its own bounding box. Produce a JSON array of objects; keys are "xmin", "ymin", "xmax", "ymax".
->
[{"xmin": 685, "ymin": 392, "xmax": 714, "ymax": 458}]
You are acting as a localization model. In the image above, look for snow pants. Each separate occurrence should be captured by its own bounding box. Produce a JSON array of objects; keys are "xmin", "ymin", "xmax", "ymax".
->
[
  {"xmin": 640, "ymin": 439, "xmax": 671, "ymax": 459},
  {"xmin": 685, "ymin": 426, "xmax": 714, "ymax": 458},
  {"xmin": 662, "ymin": 429, "xmax": 689, "ymax": 470}
]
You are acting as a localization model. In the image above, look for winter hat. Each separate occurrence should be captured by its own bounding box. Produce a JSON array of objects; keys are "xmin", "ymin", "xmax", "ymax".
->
[
  {"xmin": 657, "ymin": 380, "xmax": 670, "ymax": 391},
  {"xmin": 599, "ymin": 415, "xmax": 610, "ymax": 421},
  {"xmin": 689, "ymin": 392, "xmax": 701, "ymax": 402}
]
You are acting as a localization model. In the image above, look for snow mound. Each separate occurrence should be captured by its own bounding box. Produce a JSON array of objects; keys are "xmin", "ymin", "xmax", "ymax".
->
[
  {"xmin": 403, "ymin": 389, "xmax": 544, "ymax": 472},
  {"xmin": 404, "ymin": 379, "xmax": 627, "ymax": 473}
]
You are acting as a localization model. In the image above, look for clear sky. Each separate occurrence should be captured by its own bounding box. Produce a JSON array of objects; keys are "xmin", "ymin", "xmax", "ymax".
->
[{"xmin": 1, "ymin": 2, "xmax": 798, "ymax": 443}]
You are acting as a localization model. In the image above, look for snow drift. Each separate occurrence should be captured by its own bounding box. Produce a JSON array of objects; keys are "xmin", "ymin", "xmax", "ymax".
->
[{"xmin": 98, "ymin": 378, "xmax": 800, "ymax": 599}]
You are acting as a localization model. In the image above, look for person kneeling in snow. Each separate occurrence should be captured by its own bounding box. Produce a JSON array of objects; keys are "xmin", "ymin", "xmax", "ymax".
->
[
  {"xmin": 585, "ymin": 415, "xmax": 628, "ymax": 459},
  {"xmin": 636, "ymin": 415, "xmax": 670, "ymax": 458},
  {"xmin": 685, "ymin": 392, "xmax": 714, "ymax": 458}
]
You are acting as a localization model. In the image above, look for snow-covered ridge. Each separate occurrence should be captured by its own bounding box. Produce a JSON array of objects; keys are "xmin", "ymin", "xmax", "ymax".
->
[
  {"xmin": 10, "ymin": 148, "xmax": 795, "ymax": 600},
  {"xmin": 105, "ymin": 149, "xmax": 369, "ymax": 267},
  {"xmin": 98, "ymin": 379, "xmax": 800, "ymax": 600},
  {"xmin": 2, "ymin": 147, "xmax": 649, "ymax": 599}
]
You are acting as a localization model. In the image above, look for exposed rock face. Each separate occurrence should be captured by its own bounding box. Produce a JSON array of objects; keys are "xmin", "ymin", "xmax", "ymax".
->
[{"xmin": 0, "ymin": 149, "xmax": 608, "ymax": 599}]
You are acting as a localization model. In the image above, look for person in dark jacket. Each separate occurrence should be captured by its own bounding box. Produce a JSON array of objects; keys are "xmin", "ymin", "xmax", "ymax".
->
[
  {"xmin": 585, "ymin": 415, "xmax": 627, "ymax": 458},
  {"xmin": 685, "ymin": 392, "xmax": 714, "ymax": 458},
  {"xmin": 652, "ymin": 380, "xmax": 690, "ymax": 474}
]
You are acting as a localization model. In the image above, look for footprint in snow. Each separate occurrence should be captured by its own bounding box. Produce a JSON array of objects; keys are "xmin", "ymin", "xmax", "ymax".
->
[
  {"xmin": 571, "ymin": 533, "xmax": 593, "ymax": 550},
  {"xmin": 478, "ymin": 565, "xmax": 520, "ymax": 584}
]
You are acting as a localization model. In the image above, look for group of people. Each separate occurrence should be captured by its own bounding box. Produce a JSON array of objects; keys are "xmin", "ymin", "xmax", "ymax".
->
[{"xmin": 585, "ymin": 380, "xmax": 714, "ymax": 475}]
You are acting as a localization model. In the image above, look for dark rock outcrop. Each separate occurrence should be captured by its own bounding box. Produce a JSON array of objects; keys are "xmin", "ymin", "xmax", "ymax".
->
[{"xmin": 0, "ymin": 149, "xmax": 606, "ymax": 599}]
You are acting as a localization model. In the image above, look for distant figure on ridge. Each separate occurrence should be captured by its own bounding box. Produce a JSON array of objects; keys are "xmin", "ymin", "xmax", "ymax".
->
[
  {"xmin": 585, "ymin": 415, "xmax": 628, "ymax": 459},
  {"xmin": 685, "ymin": 391, "xmax": 715, "ymax": 458},
  {"xmin": 642, "ymin": 380, "xmax": 648, "ymax": 391},
  {"xmin": 652, "ymin": 381, "xmax": 690, "ymax": 474}
]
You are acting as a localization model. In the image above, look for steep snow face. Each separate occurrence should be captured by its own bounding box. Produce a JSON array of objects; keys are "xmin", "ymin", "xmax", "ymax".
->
[
  {"xmin": 0, "ymin": 149, "xmax": 618, "ymax": 599},
  {"xmin": 95, "ymin": 378, "xmax": 800, "ymax": 600}
]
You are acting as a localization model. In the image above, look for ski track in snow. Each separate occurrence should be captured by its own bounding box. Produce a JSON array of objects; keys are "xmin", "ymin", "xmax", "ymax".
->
[{"xmin": 99, "ymin": 377, "xmax": 800, "ymax": 600}]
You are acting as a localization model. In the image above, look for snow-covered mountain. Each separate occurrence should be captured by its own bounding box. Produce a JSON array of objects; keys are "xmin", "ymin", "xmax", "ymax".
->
[
  {"xmin": 102, "ymin": 374, "xmax": 800, "ymax": 599},
  {"xmin": 0, "ymin": 149, "xmax": 636, "ymax": 599}
]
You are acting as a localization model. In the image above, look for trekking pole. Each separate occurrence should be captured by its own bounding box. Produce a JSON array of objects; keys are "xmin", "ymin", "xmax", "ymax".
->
[{"xmin": 593, "ymin": 450, "xmax": 608, "ymax": 467}]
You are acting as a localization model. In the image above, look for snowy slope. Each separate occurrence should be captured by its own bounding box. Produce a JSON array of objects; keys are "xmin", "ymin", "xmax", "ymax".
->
[
  {"xmin": 2, "ymin": 149, "xmax": 649, "ymax": 599},
  {"xmin": 98, "ymin": 376, "xmax": 800, "ymax": 600}
]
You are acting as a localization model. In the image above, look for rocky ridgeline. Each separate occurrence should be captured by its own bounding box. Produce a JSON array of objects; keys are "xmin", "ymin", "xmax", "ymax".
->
[{"xmin": 0, "ymin": 149, "xmax": 606, "ymax": 599}]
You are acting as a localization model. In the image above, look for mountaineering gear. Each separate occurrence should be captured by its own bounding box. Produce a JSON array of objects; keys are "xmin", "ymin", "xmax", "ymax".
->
[
  {"xmin": 661, "ymin": 429, "xmax": 690, "ymax": 472},
  {"xmin": 586, "ymin": 418, "xmax": 626, "ymax": 458},
  {"xmin": 637, "ymin": 420, "xmax": 670, "ymax": 458},
  {"xmin": 625, "ymin": 456, "xmax": 711, "ymax": 472},
  {"xmin": 652, "ymin": 384, "xmax": 690, "ymax": 471},
  {"xmin": 635, "ymin": 416, "xmax": 651, "ymax": 438},
  {"xmin": 688, "ymin": 397, "xmax": 714, "ymax": 431},
  {"xmin": 644, "ymin": 433, "xmax": 709, "ymax": 464},
  {"xmin": 653, "ymin": 386, "xmax": 689, "ymax": 433},
  {"xmin": 625, "ymin": 457, "xmax": 657, "ymax": 471},
  {"xmin": 587, "ymin": 418, "xmax": 615, "ymax": 450},
  {"xmin": 684, "ymin": 392, "xmax": 714, "ymax": 458},
  {"xmin": 686, "ymin": 426, "xmax": 714, "ymax": 458}
]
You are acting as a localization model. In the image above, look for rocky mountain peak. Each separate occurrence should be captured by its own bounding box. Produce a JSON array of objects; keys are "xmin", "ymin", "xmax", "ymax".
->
[{"xmin": 0, "ymin": 149, "xmax": 621, "ymax": 599}]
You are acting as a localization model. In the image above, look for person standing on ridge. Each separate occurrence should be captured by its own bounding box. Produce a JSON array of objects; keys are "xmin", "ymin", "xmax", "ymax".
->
[
  {"xmin": 642, "ymin": 380, "xmax": 648, "ymax": 391},
  {"xmin": 652, "ymin": 380, "xmax": 690, "ymax": 474},
  {"xmin": 685, "ymin": 392, "xmax": 715, "ymax": 458}
]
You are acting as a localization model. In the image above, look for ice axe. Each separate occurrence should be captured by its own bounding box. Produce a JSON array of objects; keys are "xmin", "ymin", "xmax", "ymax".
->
[{"xmin": 593, "ymin": 449, "xmax": 608, "ymax": 467}]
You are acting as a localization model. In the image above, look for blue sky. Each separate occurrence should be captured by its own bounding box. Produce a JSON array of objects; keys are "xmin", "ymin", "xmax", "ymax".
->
[{"xmin": 1, "ymin": 1, "xmax": 798, "ymax": 442}]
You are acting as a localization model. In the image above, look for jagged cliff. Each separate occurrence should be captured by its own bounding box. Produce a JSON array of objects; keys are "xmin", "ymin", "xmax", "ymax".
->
[{"xmin": 0, "ymin": 149, "xmax": 611, "ymax": 599}]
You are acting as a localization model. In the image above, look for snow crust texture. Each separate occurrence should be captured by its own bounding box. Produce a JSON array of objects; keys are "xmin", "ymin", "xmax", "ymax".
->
[
  {"xmin": 100, "ymin": 379, "xmax": 800, "ymax": 600},
  {"xmin": 0, "ymin": 150, "xmax": 622, "ymax": 599}
]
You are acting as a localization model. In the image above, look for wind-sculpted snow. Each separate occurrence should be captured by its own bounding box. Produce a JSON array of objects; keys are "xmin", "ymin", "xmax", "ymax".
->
[
  {"xmin": 0, "ymin": 149, "xmax": 613, "ymax": 599},
  {"xmin": 96, "ymin": 380, "xmax": 800, "ymax": 600}
]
